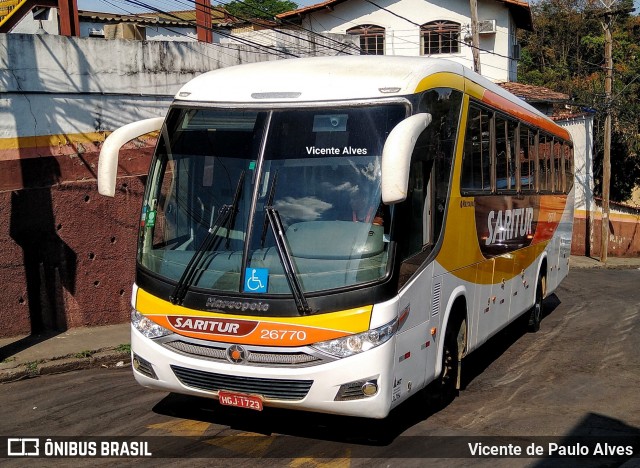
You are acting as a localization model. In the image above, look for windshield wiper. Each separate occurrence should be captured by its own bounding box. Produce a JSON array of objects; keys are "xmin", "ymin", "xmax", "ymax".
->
[
  {"xmin": 264, "ymin": 206, "xmax": 312, "ymax": 316},
  {"xmin": 260, "ymin": 170, "xmax": 278, "ymax": 248},
  {"xmin": 170, "ymin": 171, "xmax": 246, "ymax": 305}
]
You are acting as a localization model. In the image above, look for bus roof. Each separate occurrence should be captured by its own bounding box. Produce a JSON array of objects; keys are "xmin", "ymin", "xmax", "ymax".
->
[
  {"xmin": 177, "ymin": 56, "xmax": 470, "ymax": 103},
  {"xmin": 174, "ymin": 56, "xmax": 570, "ymax": 140}
]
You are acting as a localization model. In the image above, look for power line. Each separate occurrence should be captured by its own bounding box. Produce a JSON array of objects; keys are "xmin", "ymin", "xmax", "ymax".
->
[
  {"xmin": 163, "ymin": 0, "xmax": 340, "ymax": 54},
  {"xmin": 361, "ymin": 0, "xmax": 516, "ymax": 61},
  {"xmin": 190, "ymin": 0, "xmax": 362, "ymax": 55},
  {"xmin": 308, "ymin": 11, "xmax": 519, "ymax": 75},
  {"xmin": 100, "ymin": 0, "xmax": 289, "ymax": 65},
  {"xmin": 123, "ymin": 0, "xmax": 300, "ymax": 57},
  {"xmin": 126, "ymin": 0, "xmax": 361, "ymax": 57}
]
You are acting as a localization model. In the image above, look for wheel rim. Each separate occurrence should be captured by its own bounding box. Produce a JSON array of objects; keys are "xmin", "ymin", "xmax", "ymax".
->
[{"xmin": 441, "ymin": 345, "xmax": 453, "ymax": 387}]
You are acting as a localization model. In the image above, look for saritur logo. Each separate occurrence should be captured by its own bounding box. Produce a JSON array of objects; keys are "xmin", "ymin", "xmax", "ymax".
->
[
  {"xmin": 167, "ymin": 316, "xmax": 257, "ymax": 336},
  {"xmin": 486, "ymin": 207, "xmax": 534, "ymax": 245}
]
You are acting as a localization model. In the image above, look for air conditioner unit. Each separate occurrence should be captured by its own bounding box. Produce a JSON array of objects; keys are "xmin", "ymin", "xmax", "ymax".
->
[{"xmin": 478, "ymin": 19, "xmax": 496, "ymax": 34}]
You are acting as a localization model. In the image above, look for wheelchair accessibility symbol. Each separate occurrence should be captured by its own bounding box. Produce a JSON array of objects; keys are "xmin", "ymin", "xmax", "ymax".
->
[{"xmin": 244, "ymin": 268, "xmax": 268, "ymax": 293}]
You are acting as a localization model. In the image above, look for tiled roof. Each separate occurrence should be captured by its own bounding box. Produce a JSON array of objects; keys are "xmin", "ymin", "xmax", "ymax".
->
[
  {"xmin": 79, "ymin": 8, "xmax": 231, "ymax": 27},
  {"xmin": 498, "ymin": 81, "xmax": 570, "ymax": 103},
  {"xmin": 152, "ymin": 8, "xmax": 230, "ymax": 22}
]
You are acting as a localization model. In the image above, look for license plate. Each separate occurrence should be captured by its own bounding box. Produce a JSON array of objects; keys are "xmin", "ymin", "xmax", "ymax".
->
[{"xmin": 218, "ymin": 391, "xmax": 263, "ymax": 411}]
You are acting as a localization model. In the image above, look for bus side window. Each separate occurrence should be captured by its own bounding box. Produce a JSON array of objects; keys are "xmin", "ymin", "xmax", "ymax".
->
[
  {"xmin": 495, "ymin": 116, "xmax": 516, "ymax": 191},
  {"xmin": 461, "ymin": 105, "xmax": 492, "ymax": 193},
  {"xmin": 538, "ymin": 134, "xmax": 551, "ymax": 192},
  {"xmin": 520, "ymin": 126, "xmax": 535, "ymax": 193},
  {"xmin": 564, "ymin": 144, "xmax": 574, "ymax": 193},
  {"xmin": 553, "ymin": 139, "xmax": 563, "ymax": 193}
]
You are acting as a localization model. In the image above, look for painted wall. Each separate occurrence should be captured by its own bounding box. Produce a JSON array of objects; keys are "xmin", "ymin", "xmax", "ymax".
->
[
  {"xmin": 11, "ymin": 7, "xmax": 59, "ymax": 35},
  {"xmin": 79, "ymin": 21, "xmax": 199, "ymax": 41},
  {"xmin": 299, "ymin": 0, "xmax": 517, "ymax": 82},
  {"xmin": 0, "ymin": 32, "xmax": 353, "ymax": 338},
  {"xmin": 559, "ymin": 114, "xmax": 640, "ymax": 257}
]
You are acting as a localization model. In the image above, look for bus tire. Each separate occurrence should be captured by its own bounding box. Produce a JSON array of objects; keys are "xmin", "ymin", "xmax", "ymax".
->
[
  {"xmin": 426, "ymin": 316, "xmax": 464, "ymax": 410},
  {"xmin": 527, "ymin": 275, "xmax": 545, "ymax": 333}
]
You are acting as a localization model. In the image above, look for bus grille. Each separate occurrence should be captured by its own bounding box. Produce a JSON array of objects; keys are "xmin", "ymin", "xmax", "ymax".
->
[
  {"xmin": 171, "ymin": 365, "xmax": 313, "ymax": 401},
  {"xmin": 163, "ymin": 340, "xmax": 323, "ymax": 367}
]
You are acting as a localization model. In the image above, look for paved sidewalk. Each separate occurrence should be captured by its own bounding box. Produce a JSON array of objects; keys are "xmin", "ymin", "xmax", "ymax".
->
[
  {"xmin": 0, "ymin": 255, "xmax": 638, "ymax": 383},
  {"xmin": 569, "ymin": 255, "xmax": 640, "ymax": 269},
  {"xmin": 0, "ymin": 323, "xmax": 130, "ymax": 383}
]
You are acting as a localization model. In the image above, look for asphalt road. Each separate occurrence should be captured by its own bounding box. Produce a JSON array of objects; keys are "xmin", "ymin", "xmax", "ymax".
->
[{"xmin": 1, "ymin": 268, "xmax": 639, "ymax": 467}]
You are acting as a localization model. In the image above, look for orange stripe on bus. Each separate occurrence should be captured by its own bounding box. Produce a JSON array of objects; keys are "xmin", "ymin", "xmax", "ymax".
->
[{"xmin": 481, "ymin": 90, "xmax": 571, "ymax": 141}]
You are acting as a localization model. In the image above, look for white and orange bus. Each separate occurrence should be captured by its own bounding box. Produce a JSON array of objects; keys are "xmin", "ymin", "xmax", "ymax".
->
[{"xmin": 99, "ymin": 56, "xmax": 574, "ymax": 418}]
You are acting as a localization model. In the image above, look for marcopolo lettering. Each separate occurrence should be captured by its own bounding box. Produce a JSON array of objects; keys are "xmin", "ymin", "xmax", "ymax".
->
[
  {"xmin": 206, "ymin": 297, "xmax": 270, "ymax": 312},
  {"xmin": 486, "ymin": 207, "xmax": 534, "ymax": 246}
]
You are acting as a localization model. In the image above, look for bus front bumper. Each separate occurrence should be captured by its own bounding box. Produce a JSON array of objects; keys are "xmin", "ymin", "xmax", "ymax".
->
[{"xmin": 130, "ymin": 326, "xmax": 396, "ymax": 418}]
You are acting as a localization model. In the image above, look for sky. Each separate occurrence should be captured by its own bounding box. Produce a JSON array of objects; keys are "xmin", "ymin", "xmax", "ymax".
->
[{"xmin": 79, "ymin": 0, "xmax": 640, "ymax": 14}]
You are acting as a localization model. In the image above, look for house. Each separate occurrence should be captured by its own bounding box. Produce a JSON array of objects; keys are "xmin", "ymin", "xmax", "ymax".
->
[
  {"xmin": 277, "ymin": 0, "xmax": 533, "ymax": 82},
  {"xmin": 3, "ymin": 5, "xmax": 235, "ymax": 41},
  {"xmin": 77, "ymin": 9, "xmax": 233, "ymax": 41}
]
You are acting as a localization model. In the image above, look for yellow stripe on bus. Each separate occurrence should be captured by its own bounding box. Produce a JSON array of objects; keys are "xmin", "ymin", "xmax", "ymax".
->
[
  {"xmin": 135, "ymin": 287, "xmax": 372, "ymax": 345},
  {"xmin": 414, "ymin": 72, "xmax": 465, "ymax": 94}
]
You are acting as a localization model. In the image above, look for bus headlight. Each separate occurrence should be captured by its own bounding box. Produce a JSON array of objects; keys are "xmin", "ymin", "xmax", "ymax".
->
[
  {"xmin": 131, "ymin": 309, "xmax": 172, "ymax": 339},
  {"xmin": 311, "ymin": 317, "xmax": 398, "ymax": 358}
]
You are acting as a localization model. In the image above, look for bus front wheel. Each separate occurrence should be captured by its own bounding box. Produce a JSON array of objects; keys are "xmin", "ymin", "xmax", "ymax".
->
[
  {"xmin": 527, "ymin": 276, "xmax": 545, "ymax": 333},
  {"xmin": 426, "ymin": 316, "xmax": 464, "ymax": 410}
]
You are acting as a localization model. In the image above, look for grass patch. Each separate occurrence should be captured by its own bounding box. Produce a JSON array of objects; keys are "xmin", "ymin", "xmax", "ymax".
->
[
  {"xmin": 25, "ymin": 360, "xmax": 41, "ymax": 372},
  {"xmin": 74, "ymin": 350, "xmax": 96, "ymax": 359},
  {"xmin": 115, "ymin": 343, "xmax": 131, "ymax": 353}
]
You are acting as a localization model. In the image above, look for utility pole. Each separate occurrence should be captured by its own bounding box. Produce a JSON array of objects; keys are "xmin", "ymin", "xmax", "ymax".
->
[
  {"xmin": 470, "ymin": 0, "xmax": 481, "ymax": 74},
  {"xmin": 600, "ymin": 7, "xmax": 612, "ymax": 263},
  {"xmin": 594, "ymin": 1, "xmax": 634, "ymax": 262}
]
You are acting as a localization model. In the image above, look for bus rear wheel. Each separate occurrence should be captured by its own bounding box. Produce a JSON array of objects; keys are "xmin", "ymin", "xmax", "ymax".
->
[{"xmin": 527, "ymin": 276, "xmax": 545, "ymax": 333}]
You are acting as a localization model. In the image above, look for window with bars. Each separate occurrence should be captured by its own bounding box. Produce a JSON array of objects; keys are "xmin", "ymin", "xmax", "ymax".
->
[
  {"xmin": 347, "ymin": 24, "xmax": 385, "ymax": 55},
  {"xmin": 421, "ymin": 21, "xmax": 460, "ymax": 55}
]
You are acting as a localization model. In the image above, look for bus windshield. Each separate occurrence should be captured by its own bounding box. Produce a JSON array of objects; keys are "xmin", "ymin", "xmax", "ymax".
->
[{"xmin": 139, "ymin": 104, "xmax": 407, "ymax": 298}]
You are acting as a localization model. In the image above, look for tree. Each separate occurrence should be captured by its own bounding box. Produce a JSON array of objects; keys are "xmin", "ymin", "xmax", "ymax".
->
[
  {"xmin": 225, "ymin": 0, "xmax": 299, "ymax": 20},
  {"xmin": 518, "ymin": 0, "xmax": 640, "ymax": 202}
]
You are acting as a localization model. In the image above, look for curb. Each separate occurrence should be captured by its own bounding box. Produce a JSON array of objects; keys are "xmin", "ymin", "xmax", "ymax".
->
[
  {"xmin": 0, "ymin": 348, "xmax": 131, "ymax": 384},
  {"xmin": 570, "ymin": 261, "xmax": 640, "ymax": 270}
]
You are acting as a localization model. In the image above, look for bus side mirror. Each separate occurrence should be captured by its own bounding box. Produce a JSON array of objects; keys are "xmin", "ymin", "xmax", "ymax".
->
[
  {"xmin": 98, "ymin": 117, "xmax": 164, "ymax": 197},
  {"xmin": 381, "ymin": 113, "xmax": 432, "ymax": 204}
]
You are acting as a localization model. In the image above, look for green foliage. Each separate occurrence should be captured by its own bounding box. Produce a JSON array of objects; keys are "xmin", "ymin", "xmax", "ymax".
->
[
  {"xmin": 115, "ymin": 343, "xmax": 131, "ymax": 353},
  {"xmin": 518, "ymin": 0, "xmax": 640, "ymax": 202},
  {"xmin": 225, "ymin": 0, "xmax": 298, "ymax": 20}
]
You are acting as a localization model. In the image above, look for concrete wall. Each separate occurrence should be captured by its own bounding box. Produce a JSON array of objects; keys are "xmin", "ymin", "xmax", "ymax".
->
[
  {"xmin": 559, "ymin": 114, "xmax": 640, "ymax": 257},
  {"xmin": 79, "ymin": 21, "xmax": 199, "ymax": 42},
  {"xmin": 11, "ymin": 8, "xmax": 59, "ymax": 35},
  {"xmin": 558, "ymin": 115, "xmax": 595, "ymax": 256},
  {"xmin": 1, "ymin": 32, "xmax": 350, "ymax": 338}
]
